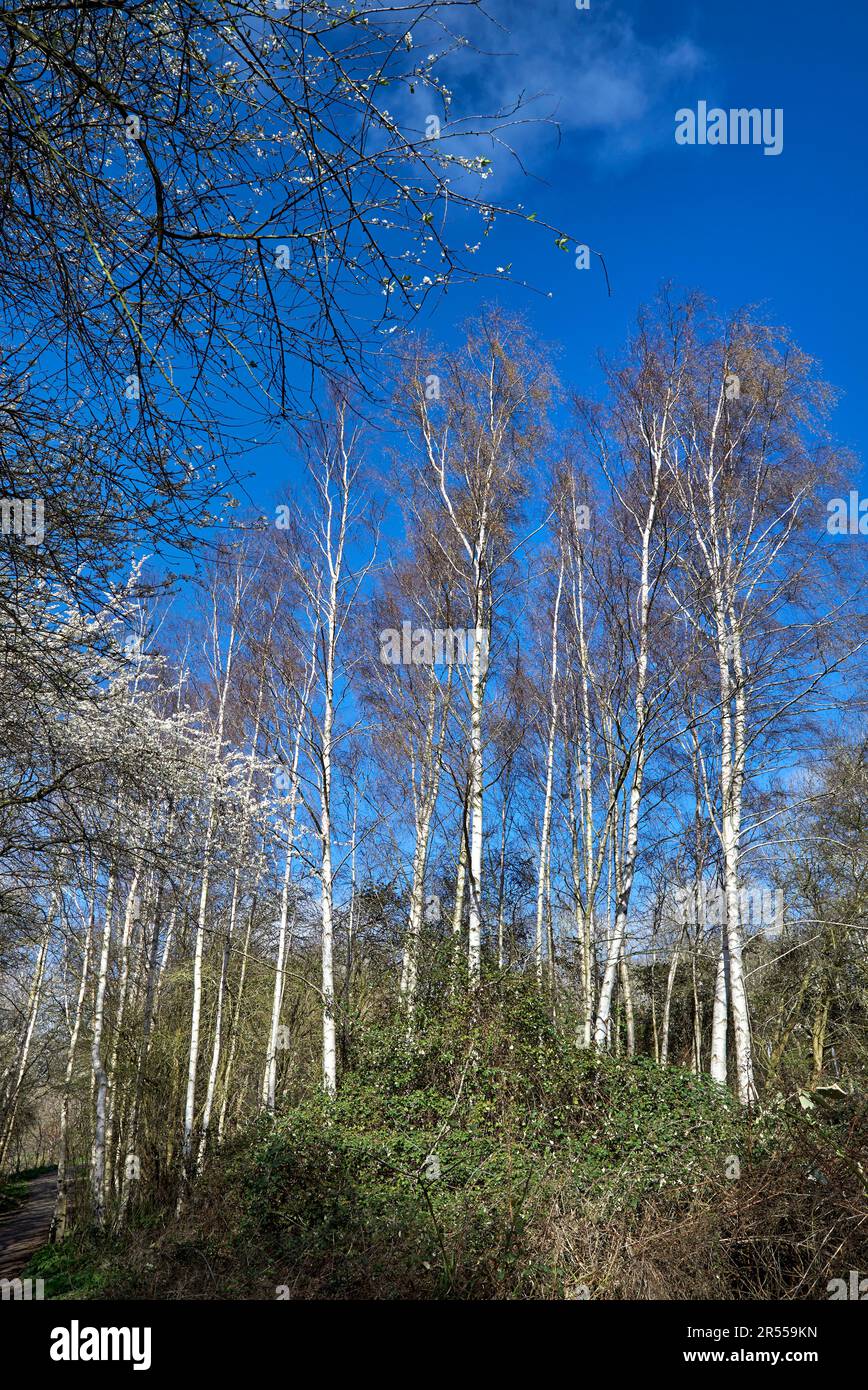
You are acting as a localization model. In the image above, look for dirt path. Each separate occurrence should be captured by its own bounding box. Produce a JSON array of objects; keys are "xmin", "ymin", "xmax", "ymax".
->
[{"xmin": 0, "ymin": 1169, "xmax": 57, "ymax": 1279}]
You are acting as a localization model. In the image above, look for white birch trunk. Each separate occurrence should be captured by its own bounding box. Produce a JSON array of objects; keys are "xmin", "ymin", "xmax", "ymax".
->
[
  {"xmin": 710, "ymin": 921, "xmax": 730, "ymax": 1085},
  {"xmin": 53, "ymin": 890, "xmax": 95, "ymax": 1238},
  {"xmin": 181, "ymin": 602, "xmax": 237, "ymax": 1185},
  {"xmin": 103, "ymin": 866, "xmax": 142, "ymax": 1196},
  {"xmin": 90, "ymin": 872, "xmax": 115, "ymax": 1228},
  {"xmin": 592, "ymin": 445, "xmax": 660, "ymax": 1048},
  {"xmin": 198, "ymin": 660, "xmax": 269, "ymax": 1162},
  {"xmin": 400, "ymin": 678, "xmax": 447, "ymax": 1019},
  {"xmin": 534, "ymin": 562, "xmax": 563, "ymax": 985},
  {"xmin": 466, "ymin": 616, "xmax": 487, "ymax": 987},
  {"xmin": 450, "ymin": 791, "xmax": 469, "ymax": 985},
  {"xmin": 320, "ymin": 745, "xmax": 337, "ymax": 1097},
  {"xmin": 217, "ymin": 878, "xmax": 260, "ymax": 1143},
  {"xmin": 262, "ymin": 756, "xmax": 302, "ymax": 1112}
]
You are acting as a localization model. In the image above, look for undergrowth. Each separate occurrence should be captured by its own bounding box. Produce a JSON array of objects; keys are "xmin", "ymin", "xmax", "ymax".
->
[{"xmin": 27, "ymin": 980, "xmax": 868, "ymax": 1300}]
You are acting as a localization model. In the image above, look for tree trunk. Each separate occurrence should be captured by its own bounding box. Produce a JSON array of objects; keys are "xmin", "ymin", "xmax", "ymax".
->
[
  {"xmin": 53, "ymin": 890, "xmax": 95, "ymax": 1239},
  {"xmin": 660, "ymin": 929, "xmax": 682, "ymax": 1066},
  {"xmin": 90, "ymin": 873, "xmax": 115, "ymax": 1228},
  {"xmin": 535, "ymin": 563, "xmax": 563, "ymax": 986},
  {"xmin": 0, "ymin": 907, "xmax": 52, "ymax": 1172},
  {"xmin": 709, "ymin": 920, "xmax": 729, "ymax": 1086}
]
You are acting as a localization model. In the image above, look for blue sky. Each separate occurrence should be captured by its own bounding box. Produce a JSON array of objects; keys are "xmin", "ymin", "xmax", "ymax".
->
[{"xmin": 235, "ymin": 0, "xmax": 867, "ymax": 516}]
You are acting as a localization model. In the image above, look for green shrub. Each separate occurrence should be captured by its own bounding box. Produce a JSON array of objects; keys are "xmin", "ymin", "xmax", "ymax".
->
[
  {"xmin": 45, "ymin": 980, "xmax": 848, "ymax": 1301},
  {"xmin": 221, "ymin": 978, "xmax": 740, "ymax": 1296}
]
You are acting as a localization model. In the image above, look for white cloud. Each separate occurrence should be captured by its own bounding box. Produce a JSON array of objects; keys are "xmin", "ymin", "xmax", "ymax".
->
[{"xmin": 432, "ymin": 1, "xmax": 707, "ymax": 176}]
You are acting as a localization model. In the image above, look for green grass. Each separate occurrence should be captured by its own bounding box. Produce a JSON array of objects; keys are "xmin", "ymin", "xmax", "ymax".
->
[
  {"xmin": 0, "ymin": 1178, "xmax": 28, "ymax": 1214},
  {"xmin": 0, "ymin": 1164, "xmax": 56, "ymax": 1214},
  {"xmin": 24, "ymin": 1238, "xmax": 113, "ymax": 1300}
]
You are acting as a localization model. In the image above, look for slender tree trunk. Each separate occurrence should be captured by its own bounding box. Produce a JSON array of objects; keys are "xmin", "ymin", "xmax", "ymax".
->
[
  {"xmin": 0, "ymin": 907, "xmax": 52, "ymax": 1172},
  {"xmin": 52, "ymin": 890, "xmax": 95, "ymax": 1239},
  {"xmin": 450, "ymin": 786, "xmax": 469, "ymax": 985},
  {"xmin": 400, "ymin": 681, "xmax": 445, "ymax": 1020},
  {"xmin": 660, "ymin": 930, "xmax": 682, "ymax": 1066},
  {"xmin": 120, "ymin": 876, "xmax": 165, "ymax": 1219},
  {"xmin": 715, "ymin": 609, "xmax": 755, "ymax": 1103},
  {"xmin": 199, "ymin": 664, "xmax": 269, "ymax": 1161},
  {"xmin": 593, "ymin": 456, "xmax": 659, "ymax": 1048},
  {"xmin": 619, "ymin": 945, "xmax": 635, "ymax": 1056},
  {"xmin": 691, "ymin": 949, "xmax": 703, "ymax": 1074},
  {"xmin": 594, "ymin": 761, "xmax": 645, "ymax": 1047},
  {"xmin": 320, "ymin": 726, "xmax": 337, "ymax": 1097},
  {"xmin": 572, "ymin": 534, "xmax": 598, "ymax": 1048},
  {"xmin": 466, "ymin": 612, "xmax": 487, "ymax": 987},
  {"xmin": 810, "ymin": 992, "xmax": 830, "ymax": 1088},
  {"xmin": 710, "ymin": 918, "xmax": 729, "ymax": 1085},
  {"xmin": 217, "ymin": 887, "xmax": 259, "ymax": 1144},
  {"xmin": 152, "ymin": 904, "xmax": 177, "ymax": 1024},
  {"xmin": 103, "ymin": 865, "xmax": 142, "ymax": 1199},
  {"xmin": 180, "ymin": 603, "xmax": 237, "ymax": 1190},
  {"xmin": 263, "ymin": 795, "xmax": 301, "ymax": 1113},
  {"xmin": 496, "ymin": 791, "xmax": 509, "ymax": 971},
  {"xmin": 535, "ymin": 563, "xmax": 563, "ymax": 986},
  {"xmin": 90, "ymin": 873, "xmax": 115, "ymax": 1228}
]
